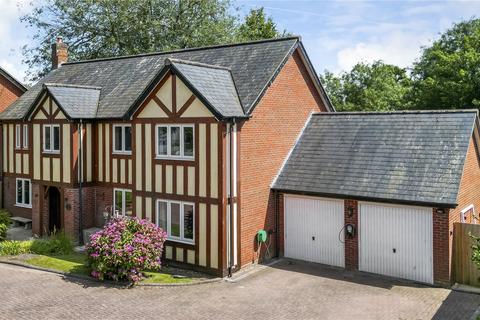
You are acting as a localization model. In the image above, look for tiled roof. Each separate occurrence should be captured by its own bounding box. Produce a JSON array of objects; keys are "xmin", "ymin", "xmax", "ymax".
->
[
  {"xmin": 0, "ymin": 37, "xmax": 302, "ymax": 120},
  {"xmin": 273, "ymin": 110, "xmax": 478, "ymax": 207},
  {"xmin": 45, "ymin": 84, "xmax": 100, "ymax": 119}
]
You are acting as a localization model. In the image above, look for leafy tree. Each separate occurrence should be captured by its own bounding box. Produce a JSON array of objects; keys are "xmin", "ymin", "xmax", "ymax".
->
[
  {"xmin": 236, "ymin": 8, "xmax": 283, "ymax": 41},
  {"xmin": 409, "ymin": 18, "xmax": 480, "ymax": 110},
  {"xmin": 321, "ymin": 61, "xmax": 412, "ymax": 111},
  {"xmin": 21, "ymin": 0, "xmax": 239, "ymax": 81}
]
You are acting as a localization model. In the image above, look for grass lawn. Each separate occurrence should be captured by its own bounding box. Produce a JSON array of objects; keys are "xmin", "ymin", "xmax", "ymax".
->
[{"xmin": 24, "ymin": 253, "xmax": 193, "ymax": 284}]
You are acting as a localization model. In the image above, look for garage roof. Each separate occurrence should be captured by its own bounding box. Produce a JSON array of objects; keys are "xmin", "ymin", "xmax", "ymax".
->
[{"xmin": 273, "ymin": 110, "xmax": 478, "ymax": 208}]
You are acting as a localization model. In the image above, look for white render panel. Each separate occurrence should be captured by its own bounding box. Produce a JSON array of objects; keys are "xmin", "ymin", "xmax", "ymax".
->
[
  {"xmin": 359, "ymin": 202, "xmax": 433, "ymax": 284},
  {"xmin": 284, "ymin": 195, "xmax": 345, "ymax": 268}
]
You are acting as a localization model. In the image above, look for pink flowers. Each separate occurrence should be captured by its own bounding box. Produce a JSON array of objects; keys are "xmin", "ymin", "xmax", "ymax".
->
[{"xmin": 86, "ymin": 217, "xmax": 167, "ymax": 283}]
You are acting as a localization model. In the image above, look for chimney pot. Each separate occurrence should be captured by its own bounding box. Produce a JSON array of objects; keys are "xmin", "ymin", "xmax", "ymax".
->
[{"xmin": 52, "ymin": 36, "xmax": 68, "ymax": 70}]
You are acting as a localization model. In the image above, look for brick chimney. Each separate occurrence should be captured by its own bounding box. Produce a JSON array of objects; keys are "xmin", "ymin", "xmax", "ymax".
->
[{"xmin": 51, "ymin": 36, "xmax": 68, "ymax": 69}]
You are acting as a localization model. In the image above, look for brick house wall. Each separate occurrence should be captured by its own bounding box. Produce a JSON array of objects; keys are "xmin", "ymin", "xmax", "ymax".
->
[
  {"xmin": 0, "ymin": 74, "xmax": 24, "ymax": 112},
  {"xmin": 238, "ymin": 49, "xmax": 329, "ymax": 267},
  {"xmin": 3, "ymin": 175, "xmax": 31, "ymax": 219}
]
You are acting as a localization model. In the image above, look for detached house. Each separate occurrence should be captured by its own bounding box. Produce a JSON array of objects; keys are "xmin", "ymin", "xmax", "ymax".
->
[
  {"xmin": 0, "ymin": 36, "xmax": 331, "ymax": 276},
  {"xmin": 2, "ymin": 36, "xmax": 478, "ymax": 286}
]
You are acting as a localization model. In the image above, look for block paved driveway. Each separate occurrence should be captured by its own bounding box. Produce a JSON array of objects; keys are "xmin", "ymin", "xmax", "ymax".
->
[{"xmin": 1, "ymin": 259, "xmax": 479, "ymax": 320}]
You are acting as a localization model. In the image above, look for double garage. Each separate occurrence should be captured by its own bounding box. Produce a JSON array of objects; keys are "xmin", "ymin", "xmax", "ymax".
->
[
  {"xmin": 273, "ymin": 111, "xmax": 480, "ymax": 286},
  {"xmin": 283, "ymin": 195, "xmax": 433, "ymax": 284}
]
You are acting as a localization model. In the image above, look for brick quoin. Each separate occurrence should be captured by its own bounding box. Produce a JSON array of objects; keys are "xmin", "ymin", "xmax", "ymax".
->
[
  {"xmin": 0, "ymin": 75, "xmax": 23, "ymax": 112},
  {"xmin": 238, "ymin": 49, "xmax": 329, "ymax": 267}
]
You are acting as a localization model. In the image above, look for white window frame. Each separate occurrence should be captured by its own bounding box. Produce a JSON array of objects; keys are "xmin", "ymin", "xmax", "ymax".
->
[
  {"xmin": 156, "ymin": 199, "xmax": 195, "ymax": 244},
  {"xmin": 461, "ymin": 204, "xmax": 476, "ymax": 223},
  {"xmin": 15, "ymin": 178, "xmax": 31, "ymax": 208},
  {"xmin": 43, "ymin": 124, "xmax": 60, "ymax": 153},
  {"xmin": 155, "ymin": 124, "xmax": 194, "ymax": 160},
  {"xmin": 15, "ymin": 124, "xmax": 21, "ymax": 149},
  {"xmin": 113, "ymin": 188, "xmax": 132, "ymax": 217},
  {"xmin": 113, "ymin": 124, "xmax": 132, "ymax": 154},
  {"xmin": 23, "ymin": 124, "xmax": 28, "ymax": 149}
]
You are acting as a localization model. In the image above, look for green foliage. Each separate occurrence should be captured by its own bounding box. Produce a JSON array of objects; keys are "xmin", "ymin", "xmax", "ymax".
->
[
  {"xmin": 0, "ymin": 210, "xmax": 12, "ymax": 227},
  {"xmin": 321, "ymin": 61, "xmax": 412, "ymax": 111},
  {"xmin": 26, "ymin": 254, "xmax": 89, "ymax": 276},
  {"xmin": 471, "ymin": 232, "xmax": 480, "ymax": 268},
  {"xmin": 236, "ymin": 8, "xmax": 284, "ymax": 42},
  {"xmin": 0, "ymin": 224, "xmax": 7, "ymax": 242},
  {"xmin": 21, "ymin": 1, "xmax": 286, "ymax": 82},
  {"xmin": 0, "ymin": 232, "xmax": 74, "ymax": 256},
  {"xmin": 410, "ymin": 19, "xmax": 480, "ymax": 110}
]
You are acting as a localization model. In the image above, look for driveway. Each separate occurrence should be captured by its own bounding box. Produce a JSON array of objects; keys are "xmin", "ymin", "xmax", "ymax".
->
[{"xmin": 0, "ymin": 259, "xmax": 479, "ymax": 320}]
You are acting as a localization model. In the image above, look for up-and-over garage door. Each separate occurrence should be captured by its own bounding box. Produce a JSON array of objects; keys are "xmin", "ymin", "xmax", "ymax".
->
[
  {"xmin": 284, "ymin": 195, "xmax": 345, "ymax": 268},
  {"xmin": 359, "ymin": 202, "xmax": 433, "ymax": 284},
  {"xmin": 284, "ymin": 195, "xmax": 434, "ymax": 284}
]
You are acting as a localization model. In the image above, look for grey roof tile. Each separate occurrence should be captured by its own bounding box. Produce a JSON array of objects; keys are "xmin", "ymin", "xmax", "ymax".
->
[
  {"xmin": 46, "ymin": 84, "xmax": 100, "ymax": 119},
  {"xmin": 273, "ymin": 110, "xmax": 478, "ymax": 207},
  {"xmin": 0, "ymin": 37, "xmax": 298, "ymax": 120}
]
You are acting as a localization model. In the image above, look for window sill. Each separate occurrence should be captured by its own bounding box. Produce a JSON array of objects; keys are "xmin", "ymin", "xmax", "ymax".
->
[
  {"xmin": 43, "ymin": 151, "xmax": 60, "ymax": 155},
  {"xmin": 112, "ymin": 151, "xmax": 132, "ymax": 156},
  {"xmin": 155, "ymin": 156, "xmax": 195, "ymax": 161},
  {"xmin": 167, "ymin": 238, "xmax": 195, "ymax": 246},
  {"xmin": 15, "ymin": 204, "xmax": 32, "ymax": 209}
]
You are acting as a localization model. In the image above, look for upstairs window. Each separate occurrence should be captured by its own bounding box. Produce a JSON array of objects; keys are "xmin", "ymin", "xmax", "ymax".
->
[
  {"xmin": 43, "ymin": 125, "xmax": 60, "ymax": 153},
  {"xmin": 15, "ymin": 125, "xmax": 21, "ymax": 149},
  {"xmin": 113, "ymin": 125, "xmax": 132, "ymax": 154},
  {"xmin": 156, "ymin": 125, "xmax": 194, "ymax": 160},
  {"xmin": 16, "ymin": 178, "xmax": 31, "ymax": 208},
  {"xmin": 23, "ymin": 125, "xmax": 28, "ymax": 149}
]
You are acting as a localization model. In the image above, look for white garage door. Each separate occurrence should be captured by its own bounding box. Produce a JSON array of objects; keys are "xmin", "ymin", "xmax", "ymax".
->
[
  {"xmin": 359, "ymin": 202, "xmax": 433, "ymax": 284},
  {"xmin": 284, "ymin": 195, "xmax": 345, "ymax": 267}
]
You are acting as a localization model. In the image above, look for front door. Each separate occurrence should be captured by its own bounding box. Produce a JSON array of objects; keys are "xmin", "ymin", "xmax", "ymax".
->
[{"xmin": 48, "ymin": 187, "xmax": 61, "ymax": 233}]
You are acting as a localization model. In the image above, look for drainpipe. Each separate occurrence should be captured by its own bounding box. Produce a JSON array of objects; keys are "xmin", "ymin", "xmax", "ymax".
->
[
  {"xmin": 228, "ymin": 120, "xmax": 236, "ymax": 277},
  {"xmin": 78, "ymin": 121, "xmax": 84, "ymax": 244}
]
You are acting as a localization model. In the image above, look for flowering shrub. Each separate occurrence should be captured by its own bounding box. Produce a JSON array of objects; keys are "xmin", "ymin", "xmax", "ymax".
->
[{"xmin": 86, "ymin": 217, "xmax": 167, "ymax": 283}]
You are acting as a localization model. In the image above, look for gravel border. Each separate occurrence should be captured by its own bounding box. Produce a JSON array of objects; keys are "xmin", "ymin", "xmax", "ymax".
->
[{"xmin": 0, "ymin": 258, "xmax": 222, "ymax": 287}]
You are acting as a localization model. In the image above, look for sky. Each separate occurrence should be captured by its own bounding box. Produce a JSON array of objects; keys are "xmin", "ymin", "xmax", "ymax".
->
[{"xmin": 0, "ymin": 0, "xmax": 479, "ymax": 83}]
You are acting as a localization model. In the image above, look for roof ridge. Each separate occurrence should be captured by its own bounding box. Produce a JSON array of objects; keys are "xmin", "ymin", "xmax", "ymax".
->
[
  {"xmin": 44, "ymin": 83, "xmax": 102, "ymax": 90},
  {"xmin": 0, "ymin": 66, "xmax": 27, "ymax": 92},
  {"xmin": 313, "ymin": 110, "xmax": 479, "ymax": 116},
  {"xmin": 166, "ymin": 58, "xmax": 231, "ymax": 71},
  {"xmin": 62, "ymin": 36, "xmax": 300, "ymax": 66}
]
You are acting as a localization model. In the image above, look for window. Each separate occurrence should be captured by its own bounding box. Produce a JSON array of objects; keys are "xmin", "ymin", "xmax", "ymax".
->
[
  {"xmin": 43, "ymin": 125, "xmax": 60, "ymax": 153},
  {"xmin": 113, "ymin": 188, "xmax": 133, "ymax": 217},
  {"xmin": 23, "ymin": 125, "xmax": 28, "ymax": 149},
  {"xmin": 113, "ymin": 125, "xmax": 132, "ymax": 154},
  {"xmin": 156, "ymin": 200, "xmax": 194, "ymax": 243},
  {"xmin": 156, "ymin": 125, "xmax": 194, "ymax": 159},
  {"xmin": 16, "ymin": 178, "xmax": 31, "ymax": 207},
  {"xmin": 15, "ymin": 125, "xmax": 21, "ymax": 149}
]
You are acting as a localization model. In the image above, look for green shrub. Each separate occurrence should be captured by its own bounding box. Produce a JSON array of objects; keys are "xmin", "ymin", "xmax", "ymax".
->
[
  {"xmin": 0, "ymin": 240, "xmax": 33, "ymax": 255},
  {"xmin": 0, "ymin": 232, "xmax": 74, "ymax": 256},
  {"xmin": 0, "ymin": 224, "xmax": 7, "ymax": 242},
  {"xmin": 30, "ymin": 232, "xmax": 74, "ymax": 255},
  {"xmin": 0, "ymin": 210, "xmax": 11, "ymax": 227}
]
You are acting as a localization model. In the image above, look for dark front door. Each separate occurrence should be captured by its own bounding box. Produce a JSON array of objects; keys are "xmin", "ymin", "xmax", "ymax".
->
[{"xmin": 48, "ymin": 187, "xmax": 61, "ymax": 233}]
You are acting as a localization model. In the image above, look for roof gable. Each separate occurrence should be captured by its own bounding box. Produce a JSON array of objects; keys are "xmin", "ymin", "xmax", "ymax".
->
[
  {"xmin": 0, "ymin": 67, "xmax": 27, "ymax": 93},
  {"xmin": 273, "ymin": 110, "xmax": 478, "ymax": 208}
]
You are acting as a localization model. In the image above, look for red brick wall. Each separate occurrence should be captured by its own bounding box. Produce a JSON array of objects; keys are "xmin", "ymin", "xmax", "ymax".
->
[
  {"xmin": 0, "ymin": 75, "xmax": 23, "ymax": 112},
  {"xmin": 433, "ymin": 207, "xmax": 450, "ymax": 284},
  {"xmin": 238, "ymin": 49, "xmax": 328, "ymax": 266},
  {"xmin": 3, "ymin": 175, "xmax": 32, "ymax": 220},
  {"xmin": 344, "ymin": 200, "xmax": 358, "ymax": 270}
]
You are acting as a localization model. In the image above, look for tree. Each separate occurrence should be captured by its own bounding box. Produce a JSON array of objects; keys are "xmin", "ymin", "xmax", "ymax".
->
[
  {"xmin": 321, "ymin": 61, "xmax": 412, "ymax": 111},
  {"xmin": 236, "ymin": 8, "xmax": 283, "ymax": 41},
  {"xmin": 410, "ymin": 18, "xmax": 480, "ymax": 110},
  {"xmin": 21, "ymin": 0, "xmax": 240, "ymax": 81}
]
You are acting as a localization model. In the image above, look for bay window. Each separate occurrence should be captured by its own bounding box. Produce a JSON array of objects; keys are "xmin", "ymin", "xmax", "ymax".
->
[
  {"xmin": 156, "ymin": 200, "xmax": 194, "ymax": 243},
  {"xmin": 156, "ymin": 125, "xmax": 194, "ymax": 159}
]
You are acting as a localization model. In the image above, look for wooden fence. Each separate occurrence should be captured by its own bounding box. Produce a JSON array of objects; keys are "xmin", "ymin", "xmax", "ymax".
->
[{"xmin": 453, "ymin": 222, "xmax": 480, "ymax": 286}]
